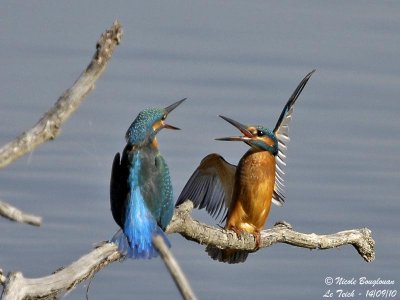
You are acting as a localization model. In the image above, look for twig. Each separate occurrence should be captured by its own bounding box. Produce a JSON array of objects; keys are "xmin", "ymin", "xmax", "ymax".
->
[
  {"xmin": 153, "ymin": 235, "xmax": 197, "ymax": 300},
  {"xmin": 0, "ymin": 21, "xmax": 123, "ymax": 226},
  {"xmin": 166, "ymin": 201, "xmax": 375, "ymax": 263},
  {"xmin": 0, "ymin": 20, "xmax": 122, "ymax": 170},
  {"xmin": 265, "ymin": 221, "xmax": 375, "ymax": 263},
  {"xmin": 1, "ymin": 243, "xmax": 122, "ymax": 300},
  {"xmin": 0, "ymin": 200, "xmax": 42, "ymax": 227},
  {"xmin": 0, "ymin": 201, "xmax": 375, "ymax": 299}
]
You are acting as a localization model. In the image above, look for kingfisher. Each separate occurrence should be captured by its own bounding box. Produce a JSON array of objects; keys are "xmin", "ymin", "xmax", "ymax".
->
[
  {"xmin": 176, "ymin": 70, "xmax": 314, "ymax": 263},
  {"xmin": 110, "ymin": 98, "xmax": 186, "ymax": 259}
]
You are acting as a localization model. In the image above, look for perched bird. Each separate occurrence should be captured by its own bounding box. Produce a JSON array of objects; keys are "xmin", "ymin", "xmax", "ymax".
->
[
  {"xmin": 176, "ymin": 71, "xmax": 314, "ymax": 263},
  {"xmin": 110, "ymin": 98, "xmax": 186, "ymax": 259}
]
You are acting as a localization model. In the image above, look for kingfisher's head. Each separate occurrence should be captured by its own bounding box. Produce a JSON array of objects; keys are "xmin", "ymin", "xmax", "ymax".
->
[
  {"xmin": 125, "ymin": 98, "xmax": 186, "ymax": 146},
  {"xmin": 216, "ymin": 115, "xmax": 278, "ymax": 155}
]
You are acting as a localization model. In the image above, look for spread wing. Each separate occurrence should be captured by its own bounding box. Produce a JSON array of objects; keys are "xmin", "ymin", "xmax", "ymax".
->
[
  {"xmin": 273, "ymin": 69, "xmax": 315, "ymax": 205},
  {"xmin": 176, "ymin": 153, "xmax": 236, "ymax": 221},
  {"xmin": 110, "ymin": 146, "xmax": 130, "ymax": 229}
]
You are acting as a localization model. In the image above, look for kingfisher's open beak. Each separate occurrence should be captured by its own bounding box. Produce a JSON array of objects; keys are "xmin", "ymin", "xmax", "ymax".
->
[
  {"xmin": 215, "ymin": 115, "xmax": 255, "ymax": 142},
  {"xmin": 163, "ymin": 98, "xmax": 186, "ymax": 130},
  {"xmin": 163, "ymin": 123, "xmax": 180, "ymax": 130}
]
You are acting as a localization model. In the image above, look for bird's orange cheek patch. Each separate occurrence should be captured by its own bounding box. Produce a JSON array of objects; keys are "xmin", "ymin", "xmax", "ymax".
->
[
  {"xmin": 152, "ymin": 120, "xmax": 163, "ymax": 132},
  {"xmin": 151, "ymin": 138, "xmax": 159, "ymax": 148}
]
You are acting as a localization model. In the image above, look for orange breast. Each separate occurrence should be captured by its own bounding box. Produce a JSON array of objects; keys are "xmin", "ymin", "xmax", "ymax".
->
[{"xmin": 226, "ymin": 149, "xmax": 275, "ymax": 233}]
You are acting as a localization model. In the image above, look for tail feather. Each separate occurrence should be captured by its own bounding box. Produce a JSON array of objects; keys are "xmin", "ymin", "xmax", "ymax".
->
[
  {"xmin": 113, "ymin": 181, "xmax": 171, "ymax": 259},
  {"xmin": 206, "ymin": 245, "xmax": 249, "ymax": 264},
  {"xmin": 111, "ymin": 227, "xmax": 170, "ymax": 259}
]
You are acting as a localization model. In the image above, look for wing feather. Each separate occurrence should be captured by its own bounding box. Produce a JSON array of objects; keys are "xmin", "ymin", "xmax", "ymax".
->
[
  {"xmin": 272, "ymin": 70, "xmax": 315, "ymax": 206},
  {"xmin": 176, "ymin": 153, "xmax": 236, "ymax": 221},
  {"xmin": 110, "ymin": 152, "xmax": 124, "ymax": 228},
  {"xmin": 110, "ymin": 145, "xmax": 131, "ymax": 229}
]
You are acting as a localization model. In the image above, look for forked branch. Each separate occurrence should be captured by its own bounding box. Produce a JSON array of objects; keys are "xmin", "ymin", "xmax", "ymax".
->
[
  {"xmin": 0, "ymin": 21, "xmax": 123, "ymax": 226},
  {"xmin": 0, "ymin": 20, "xmax": 122, "ymax": 170},
  {"xmin": 167, "ymin": 201, "xmax": 375, "ymax": 263},
  {"xmin": 0, "ymin": 201, "xmax": 375, "ymax": 300}
]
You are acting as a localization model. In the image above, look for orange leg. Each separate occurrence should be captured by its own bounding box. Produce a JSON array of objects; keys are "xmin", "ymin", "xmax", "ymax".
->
[
  {"xmin": 253, "ymin": 230, "xmax": 261, "ymax": 250},
  {"xmin": 229, "ymin": 226, "xmax": 243, "ymax": 239},
  {"xmin": 228, "ymin": 226, "xmax": 261, "ymax": 249}
]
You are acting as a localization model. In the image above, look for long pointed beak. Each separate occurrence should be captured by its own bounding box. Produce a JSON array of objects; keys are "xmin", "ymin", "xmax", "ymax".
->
[
  {"xmin": 163, "ymin": 98, "xmax": 186, "ymax": 130},
  {"xmin": 215, "ymin": 115, "xmax": 254, "ymax": 142},
  {"xmin": 164, "ymin": 98, "xmax": 186, "ymax": 114},
  {"xmin": 164, "ymin": 124, "xmax": 181, "ymax": 130}
]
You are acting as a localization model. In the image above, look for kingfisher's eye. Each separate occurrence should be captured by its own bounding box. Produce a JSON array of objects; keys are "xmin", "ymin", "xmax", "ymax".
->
[
  {"xmin": 257, "ymin": 129, "xmax": 264, "ymax": 136},
  {"xmin": 161, "ymin": 114, "xmax": 167, "ymax": 121}
]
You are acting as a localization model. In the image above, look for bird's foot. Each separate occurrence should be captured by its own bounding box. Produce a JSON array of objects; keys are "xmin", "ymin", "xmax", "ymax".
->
[
  {"xmin": 230, "ymin": 226, "xmax": 243, "ymax": 240},
  {"xmin": 253, "ymin": 231, "xmax": 261, "ymax": 250}
]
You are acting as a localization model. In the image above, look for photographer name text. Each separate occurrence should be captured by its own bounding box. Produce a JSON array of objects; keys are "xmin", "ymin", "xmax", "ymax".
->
[{"xmin": 323, "ymin": 276, "xmax": 397, "ymax": 299}]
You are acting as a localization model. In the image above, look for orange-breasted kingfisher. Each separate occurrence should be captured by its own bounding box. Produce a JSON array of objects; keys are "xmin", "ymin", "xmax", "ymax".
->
[
  {"xmin": 110, "ymin": 98, "xmax": 186, "ymax": 259},
  {"xmin": 176, "ymin": 70, "xmax": 314, "ymax": 263}
]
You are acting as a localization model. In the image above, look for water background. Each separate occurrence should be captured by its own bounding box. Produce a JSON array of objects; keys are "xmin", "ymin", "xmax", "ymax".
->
[{"xmin": 1, "ymin": 2, "xmax": 399, "ymax": 299}]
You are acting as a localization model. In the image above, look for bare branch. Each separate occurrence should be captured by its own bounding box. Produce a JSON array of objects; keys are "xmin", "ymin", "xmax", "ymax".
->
[
  {"xmin": 0, "ymin": 20, "xmax": 123, "ymax": 169},
  {"xmin": 0, "ymin": 21, "xmax": 123, "ymax": 225},
  {"xmin": 1, "ymin": 243, "xmax": 122, "ymax": 300},
  {"xmin": 166, "ymin": 201, "xmax": 375, "ymax": 263},
  {"xmin": 0, "ymin": 201, "xmax": 375, "ymax": 299},
  {"xmin": 0, "ymin": 239, "xmax": 199, "ymax": 300},
  {"xmin": 0, "ymin": 200, "xmax": 42, "ymax": 226},
  {"xmin": 153, "ymin": 236, "xmax": 197, "ymax": 300}
]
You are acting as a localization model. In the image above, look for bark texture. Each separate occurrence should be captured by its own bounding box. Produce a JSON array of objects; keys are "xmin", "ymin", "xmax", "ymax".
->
[{"xmin": 0, "ymin": 201, "xmax": 375, "ymax": 300}]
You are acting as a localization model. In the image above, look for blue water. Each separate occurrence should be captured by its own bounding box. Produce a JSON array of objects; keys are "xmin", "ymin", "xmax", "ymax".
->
[{"xmin": 0, "ymin": 2, "xmax": 399, "ymax": 299}]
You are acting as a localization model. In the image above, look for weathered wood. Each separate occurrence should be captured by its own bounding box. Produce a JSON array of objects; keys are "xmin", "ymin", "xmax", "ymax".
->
[
  {"xmin": 0, "ymin": 200, "xmax": 42, "ymax": 226},
  {"xmin": 1, "ymin": 243, "xmax": 122, "ymax": 300},
  {"xmin": 0, "ymin": 20, "xmax": 122, "ymax": 170},
  {"xmin": 0, "ymin": 20, "xmax": 123, "ymax": 226},
  {"xmin": 153, "ymin": 236, "xmax": 197, "ymax": 300},
  {"xmin": 0, "ymin": 201, "xmax": 375, "ymax": 300},
  {"xmin": 167, "ymin": 201, "xmax": 375, "ymax": 263}
]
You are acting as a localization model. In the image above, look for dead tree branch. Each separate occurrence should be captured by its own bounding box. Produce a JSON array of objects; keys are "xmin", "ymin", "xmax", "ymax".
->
[
  {"xmin": 0, "ymin": 21, "xmax": 123, "ymax": 226},
  {"xmin": 0, "ymin": 20, "xmax": 122, "ymax": 169},
  {"xmin": 0, "ymin": 201, "xmax": 375, "ymax": 300},
  {"xmin": 0, "ymin": 200, "xmax": 41, "ymax": 227},
  {"xmin": 0, "ymin": 243, "xmax": 122, "ymax": 300},
  {"xmin": 153, "ymin": 236, "xmax": 197, "ymax": 300},
  {"xmin": 167, "ymin": 201, "xmax": 375, "ymax": 263}
]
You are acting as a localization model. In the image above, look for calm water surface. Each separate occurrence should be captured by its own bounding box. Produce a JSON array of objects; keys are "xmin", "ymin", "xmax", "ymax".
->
[{"xmin": 0, "ymin": 2, "xmax": 399, "ymax": 299}]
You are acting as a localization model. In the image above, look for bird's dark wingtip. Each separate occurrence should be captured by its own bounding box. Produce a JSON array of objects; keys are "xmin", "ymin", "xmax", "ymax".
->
[
  {"xmin": 306, "ymin": 69, "xmax": 316, "ymax": 79},
  {"xmin": 273, "ymin": 70, "xmax": 315, "ymax": 132}
]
